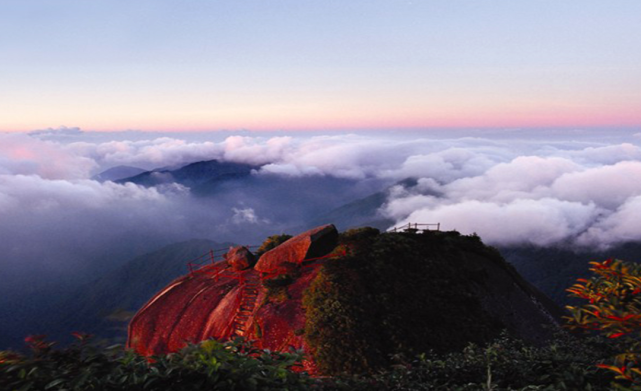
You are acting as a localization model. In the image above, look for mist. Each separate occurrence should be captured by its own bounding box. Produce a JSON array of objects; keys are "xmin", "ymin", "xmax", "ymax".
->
[{"xmin": 2, "ymin": 128, "xmax": 641, "ymax": 301}]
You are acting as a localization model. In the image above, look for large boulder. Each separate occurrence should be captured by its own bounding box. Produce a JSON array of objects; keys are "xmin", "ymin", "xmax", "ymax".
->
[
  {"xmin": 224, "ymin": 246, "xmax": 256, "ymax": 271},
  {"xmin": 254, "ymin": 224, "xmax": 338, "ymax": 274}
]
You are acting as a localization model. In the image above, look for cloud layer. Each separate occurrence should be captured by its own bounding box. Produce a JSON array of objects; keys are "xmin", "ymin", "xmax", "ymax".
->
[
  {"xmin": 2, "ymin": 128, "xmax": 641, "ymax": 295},
  {"xmin": 382, "ymin": 142, "xmax": 641, "ymax": 248}
]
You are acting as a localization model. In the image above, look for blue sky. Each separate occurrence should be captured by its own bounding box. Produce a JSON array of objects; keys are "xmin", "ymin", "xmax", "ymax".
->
[{"xmin": 1, "ymin": 1, "xmax": 640, "ymax": 131}]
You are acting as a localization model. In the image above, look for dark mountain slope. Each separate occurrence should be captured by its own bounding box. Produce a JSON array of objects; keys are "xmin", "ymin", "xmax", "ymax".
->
[
  {"xmin": 307, "ymin": 191, "xmax": 393, "ymax": 231},
  {"xmin": 500, "ymin": 242, "xmax": 641, "ymax": 305},
  {"xmin": 117, "ymin": 160, "xmax": 257, "ymax": 191},
  {"xmin": 41, "ymin": 239, "xmax": 233, "ymax": 344},
  {"xmin": 92, "ymin": 166, "xmax": 147, "ymax": 182},
  {"xmin": 305, "ymin": 179, "xmax": 422, "ymax": 231}
]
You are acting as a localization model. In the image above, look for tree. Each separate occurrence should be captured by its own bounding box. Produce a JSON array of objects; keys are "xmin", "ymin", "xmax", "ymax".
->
[{"xmin": 566, "ymin": 258, "xmax": 641, "ymax": 384}]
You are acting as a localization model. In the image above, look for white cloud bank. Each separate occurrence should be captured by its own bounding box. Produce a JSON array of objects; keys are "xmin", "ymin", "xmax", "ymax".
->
[
  {"xmin": 2, "ymin": 128, "xmax": 641, "ymax": 284},
  {"xmin": 383, "ymin": 149, "xmax": 641, "ymax": 248}
]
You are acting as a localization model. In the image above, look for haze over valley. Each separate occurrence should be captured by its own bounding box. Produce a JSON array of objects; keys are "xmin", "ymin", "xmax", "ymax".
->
[{"xmin": 1, "ymin": 128, "xmax": 641, "ymax": 348}]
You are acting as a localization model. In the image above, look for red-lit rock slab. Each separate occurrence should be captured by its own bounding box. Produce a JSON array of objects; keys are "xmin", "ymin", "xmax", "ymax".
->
[
  {"xmin": 127, "ymin": 262, "xmax": 255, "ymax": 355},
  {"xmin": 254, "ymin": 224, "xmax": 338, "ymax": 274},
  {"xmin": 127, "ymin": 258, "xmax": 324, "ymax": 373}
]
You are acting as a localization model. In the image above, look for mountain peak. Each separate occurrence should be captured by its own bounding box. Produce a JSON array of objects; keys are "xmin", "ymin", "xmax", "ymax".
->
[
  {"xmin": 116, "ymin": 159, "xmax": 258, "ymax": 191},
  {"xmin": 128, "ymin": 225, "xmax": 561, "ymax": 374},
  {"xmin": 92, "ymin": 165, "xmax": 147, "ymax": 182}
]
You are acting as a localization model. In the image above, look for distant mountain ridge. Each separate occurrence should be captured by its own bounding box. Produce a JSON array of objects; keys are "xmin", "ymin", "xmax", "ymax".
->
[
  {"xmin": 36, "ymin": 239, "xmax": 234, "ymax": 345},
  {"xmin": 92, "ymin": 165, "xmax": 147, "ymax": 182},
  {"xmin": 500, "ymin": 242, "xmax": 641, "ymax": 306},
  {"xmin": 306, "ymin": 178, "xmax": 422, "ymax": 232},
  {"xmin": 117, "ymin": 160, "xmax": 258, "ymax": 193}
]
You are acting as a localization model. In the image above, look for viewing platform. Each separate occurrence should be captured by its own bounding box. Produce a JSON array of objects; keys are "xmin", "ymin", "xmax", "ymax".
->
[{"xmin": 388, "ymin": 222, "xmax": 440, "ymax": 234}]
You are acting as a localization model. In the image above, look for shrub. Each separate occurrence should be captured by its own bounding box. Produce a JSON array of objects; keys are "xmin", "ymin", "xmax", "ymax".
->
[
  {"xmin": 304, "ymin": 230, "xmax": 503, "ymax": 375},
  {"xmin": 0, "ymin": 335, "xmax": 312, "ymax": 391},
  {"xmin": 566, "ymin": 258, "xmax": 641, "ymax": 386},
  {"xmin": 316, "ymin": 333, "xmax": 612, "ymax": 390}
]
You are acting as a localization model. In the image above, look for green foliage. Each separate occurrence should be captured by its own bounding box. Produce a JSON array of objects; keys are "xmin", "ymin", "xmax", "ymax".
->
[
  {"xmin": 303, "ymin": 261, "xmax": 387, "ymax": 375},
  {"xmin": 566, "ymin": 258, "xmax": 641, "ymax": 386},
  {"xmin": 317, "ymin": 333, "xmax": 613, "ymax": 390},
  {"xmin": 0, "ymin": 333, "xmax": 617, "ymax": 390},
  {"xmin": 303, "ymin": 229, "xmax": 506, "ymax": 375},
  {"xmin": 255, "ymin": 234, "xmax": 293, "ymax": 257},
  {"xmin": 0, "ymin": 335, "xmax": 312, "ymax": 391},
  {"xmin": 262, "ymin": 264, "xmax": 299, "ymax": 305},
  {"xmin": 339, "ymin": 227, "xmax": 380, "ymax": 244},
  {"xmin": 263, "ymin": 274, "xmax": 295, "ymax": 289}
]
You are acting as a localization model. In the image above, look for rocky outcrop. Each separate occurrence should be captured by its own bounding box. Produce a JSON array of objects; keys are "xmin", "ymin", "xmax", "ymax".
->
[
  {"xmin": 127, "ymin": 226, "xmax": 562, "ymax": 375},
  {"xmin": 254, "ymin": 224, "xmax": 338, "ymax": 274},
  {"xmin": 224, "ymin": 246, "xmax": 256, "ymax": 271},
  {"xmin": 127, "ymin": 260, "xmax": 322, "ymax": 373}
]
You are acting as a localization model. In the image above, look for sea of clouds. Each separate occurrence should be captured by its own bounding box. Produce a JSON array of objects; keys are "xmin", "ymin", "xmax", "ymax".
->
[{"xmin": 1, "ymin": 127, "xmax": 641, "ymax": 294}]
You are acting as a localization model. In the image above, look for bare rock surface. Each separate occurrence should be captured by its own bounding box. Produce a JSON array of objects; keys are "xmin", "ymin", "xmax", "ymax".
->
[
  {"xmin": 254, "ymin": 224, "xmax": 338, "ymax": 274},
  {"xmin": 225, "ymin": 246, "xmax": 256, "ymax": 271}
]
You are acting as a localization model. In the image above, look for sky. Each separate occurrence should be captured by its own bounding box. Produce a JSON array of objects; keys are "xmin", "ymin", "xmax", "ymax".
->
[{"xmin": 1, "ymin": 0, "xmax": 640, "ymax": 132}]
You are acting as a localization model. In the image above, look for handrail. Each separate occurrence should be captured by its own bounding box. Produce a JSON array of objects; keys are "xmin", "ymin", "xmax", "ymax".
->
[
  {"xmin": 388, "ymin": 222, "xmax": 441, "ymax": 233},
  {"xmin": 187, "ymin": 245, "xmax": 258, "ymax": 273},
  {"xmin": 187, "ymin": 245, "xmax": 346, "ymax": 282}
]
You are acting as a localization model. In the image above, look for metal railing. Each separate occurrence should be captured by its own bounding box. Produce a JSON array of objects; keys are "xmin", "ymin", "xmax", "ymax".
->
[
  {"xmin": 388, "ymin": 222, "xmax": 440, "ymax": 233},
  {"xmin": 186, "ymin": 245, "xmax": 258, "ymax": 273}
]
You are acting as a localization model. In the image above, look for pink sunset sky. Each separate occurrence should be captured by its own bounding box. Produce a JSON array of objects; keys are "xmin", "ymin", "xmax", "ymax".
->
[{"xmin": 1, "ymin": 0, "xmax": 640, "ymax": 132}]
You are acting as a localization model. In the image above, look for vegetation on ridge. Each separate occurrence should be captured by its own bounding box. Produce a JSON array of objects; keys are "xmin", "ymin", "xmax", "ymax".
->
[
  {"xmin": 304, "ymin": 228, "xmax": 506, "ymax": 375},
  {"xmin": 4, "ymin": 227, "xmax": 639, "ymax": 389},
  {"xmin": 566, "ymin": 258, "xmax": 641, "ymax": 387},
  {"xmin": 0, "ymin": 333, "xmax": 616, "ymax": 390}
]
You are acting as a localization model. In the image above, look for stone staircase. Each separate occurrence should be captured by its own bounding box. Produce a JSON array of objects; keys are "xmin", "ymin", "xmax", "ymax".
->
[{"xmin": 231, "ymin": 273, "xmax": 261, "ymax": 337}]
